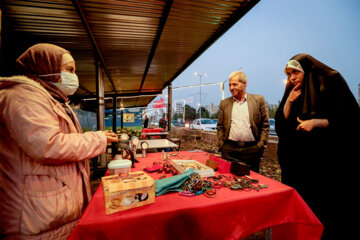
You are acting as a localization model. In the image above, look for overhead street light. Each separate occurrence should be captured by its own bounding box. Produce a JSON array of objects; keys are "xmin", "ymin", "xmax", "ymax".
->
[{"xmin": 194, "ymin": 72, "xmax": 207, "ymax": 119}]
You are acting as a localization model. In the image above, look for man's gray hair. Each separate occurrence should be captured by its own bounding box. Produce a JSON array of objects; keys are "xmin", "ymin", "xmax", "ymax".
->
[{"xmin": 229, "ymin": 71, "xmax": 247, "ymax": 83}]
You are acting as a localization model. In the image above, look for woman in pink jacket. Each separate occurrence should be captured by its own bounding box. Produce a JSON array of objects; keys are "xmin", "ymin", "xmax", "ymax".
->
[{"xmin": 0, "ymin": 43, "xmax": 118, "ymax": 239}]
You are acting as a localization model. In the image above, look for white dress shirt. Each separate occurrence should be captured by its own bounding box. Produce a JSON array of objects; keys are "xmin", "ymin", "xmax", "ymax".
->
[{"xmin": 228, "ymin": 94, "xmax": 255, "ymax": 142}]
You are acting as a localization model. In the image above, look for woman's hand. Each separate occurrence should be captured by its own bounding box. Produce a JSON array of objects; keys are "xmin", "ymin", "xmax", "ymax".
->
[
  {"xmin": 296, "ymin": 117, "xmax": 329, "ymax": 132},
  {"xmin": 284, "ymin": 83, "xmax": 302, "ymax": 119},
  {"xmin": 296, "ymin": 118, "xmax": 315, "ymax": 132},
  {"xmin": 287, "ymin": 83, "xmax": 302, "ymax": 103},
  {"xmin": 103, "ymin": 130, "xmax": 118, "ymax": 143}
]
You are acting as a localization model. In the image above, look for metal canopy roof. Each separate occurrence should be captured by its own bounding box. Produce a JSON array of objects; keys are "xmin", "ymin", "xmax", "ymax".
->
[{"xmin": 1, "ymin": 0, "xmax": 259, "ymax": 109}]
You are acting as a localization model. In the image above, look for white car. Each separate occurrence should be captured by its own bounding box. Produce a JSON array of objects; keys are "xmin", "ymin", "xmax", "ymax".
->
[
  {"xmin": 190, "ymin": 118, "xmax": 217, "ymax": 131},
  {"xmin": 269, "ymin": 118, "xmax": 276, "ymax": 135}
]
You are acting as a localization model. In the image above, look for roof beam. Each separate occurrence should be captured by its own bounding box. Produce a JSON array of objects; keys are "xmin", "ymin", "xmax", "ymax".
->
[
  {"xmin": 164, "ymin": 0, "xmax": 260, "ymax": 86},
  {"xmin": 106, "ymin": 91, "xmax": 162, "ymax": 98},
  {"xmin": 78, "ymin": 84, "xmax": 95, "ymax": 96},
  {"xmin": 77, "ymin": 91, "xmax": 162, "ymax": 100},
  {"xmin": 138, "ymin": 0, "xmax": 173, "ymax": 92},
  {"xmin": 72, "ymin": 0, "xmax": 117, "ymax": 93}
]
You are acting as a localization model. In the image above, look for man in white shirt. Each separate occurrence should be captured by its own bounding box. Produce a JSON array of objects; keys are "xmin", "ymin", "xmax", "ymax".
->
[{"xmin": 217, "ymin": 71, "xmax": 269, "ymax": 172}]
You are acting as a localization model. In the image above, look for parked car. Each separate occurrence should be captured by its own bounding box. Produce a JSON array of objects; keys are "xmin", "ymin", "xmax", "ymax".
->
[
  {"xmin": 171, "ymin": 120, "xmax": 184, "ymax": 127},
  {"xmin": 269, "ymin": 118, "xmax": 276, "ymax": 135},
  {"xmin": 190, "ymin": 118, "xmax": 217, "ymax": 131},
  {"xmin": 211, "ymin": 119, "xmax": 218, "ymax": 125}
]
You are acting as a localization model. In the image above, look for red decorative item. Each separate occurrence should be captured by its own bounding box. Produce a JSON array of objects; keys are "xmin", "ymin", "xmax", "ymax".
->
[
  {"xmin": 209, "ymin": 155, "xmax": 231, "ymax": 173},
  {"xmin": 143, "ymin": 164, "xmax": 163, "ymax": 173}
]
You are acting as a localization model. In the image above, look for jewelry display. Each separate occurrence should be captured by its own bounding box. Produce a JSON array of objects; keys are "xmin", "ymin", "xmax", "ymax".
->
[
  {"xmin": 178, "ymin": 173, "xmax": 268, "ymax": 198},
  {"xmin": 171, "ymin": 160, "xmax": 215, "ymax": 177},
  {"xmin": 179, "ymin": 172, "xmax": 215, "ymax": 198}
]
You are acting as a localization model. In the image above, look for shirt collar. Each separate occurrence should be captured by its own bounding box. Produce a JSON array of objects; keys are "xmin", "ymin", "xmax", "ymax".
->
[{"xmin": 233, "ymin": 93, "xmax": 247, "ymax": 103}]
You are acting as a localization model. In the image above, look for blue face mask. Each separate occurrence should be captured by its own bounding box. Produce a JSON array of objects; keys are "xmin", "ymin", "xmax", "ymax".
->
[{"xmin": 38, "ymin": 72, "xmax": 79, "ymax": 96}]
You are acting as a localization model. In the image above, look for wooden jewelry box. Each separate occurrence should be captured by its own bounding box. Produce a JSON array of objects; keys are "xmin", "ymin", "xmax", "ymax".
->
[{"xmin": 101, "ymin": 171, "xmax": 155, "ymax": 215}]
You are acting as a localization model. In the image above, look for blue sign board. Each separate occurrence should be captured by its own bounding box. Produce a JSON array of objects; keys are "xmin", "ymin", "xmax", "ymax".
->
[{"xmin": 105, "ymin": 108, "xmax": 144, "ymax": 129}]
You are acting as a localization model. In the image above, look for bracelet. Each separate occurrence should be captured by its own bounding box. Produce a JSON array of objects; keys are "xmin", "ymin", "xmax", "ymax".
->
[
  {"xmin": 179, "ymin": 191, "xmax": 195, "ymax": 197},
  {"xmin": 204, "ymin": 188, "xmax": 216, "ymax": 198}
]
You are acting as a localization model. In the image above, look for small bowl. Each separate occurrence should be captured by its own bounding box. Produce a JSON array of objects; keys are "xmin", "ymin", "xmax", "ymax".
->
[{"xmin": 108, "ymin": 160, "xmax": 132, "ymax": 175}]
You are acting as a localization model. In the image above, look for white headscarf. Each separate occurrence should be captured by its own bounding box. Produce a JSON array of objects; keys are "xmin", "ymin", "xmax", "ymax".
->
[{"xmin": 284, "ymin": 59, "xmax": 304, "ymax": 74}]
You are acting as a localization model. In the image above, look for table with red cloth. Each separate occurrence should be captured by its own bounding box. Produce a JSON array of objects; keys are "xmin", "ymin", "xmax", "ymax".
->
[
  {"xmin": 69, "ymin": 151, "xmax": 323, "ymax": 240},
  {"xmin": 141, "ymin": 128, "xmax": 166, "ymax": 139}
]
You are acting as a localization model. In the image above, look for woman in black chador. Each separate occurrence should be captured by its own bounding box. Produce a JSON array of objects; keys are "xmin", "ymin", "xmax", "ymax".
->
[{"xmin": 275, "ymin": 53, "xmax": 360, "ymax": 239}]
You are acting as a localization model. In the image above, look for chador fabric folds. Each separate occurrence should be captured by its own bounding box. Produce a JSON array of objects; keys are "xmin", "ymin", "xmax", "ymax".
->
[{"xmin": 275, "ymin": 53, "xmax": 360, "ymax": 239}]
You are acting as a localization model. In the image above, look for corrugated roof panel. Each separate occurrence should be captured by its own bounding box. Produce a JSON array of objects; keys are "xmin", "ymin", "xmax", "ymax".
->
[
  {"xmin": 142, "ymin": 0, "xmax": 236, "ymax": 91},
  {"xmin": 1, "ymin": 0, "xmax": 259, "ymax": 108},
  {"xmin": 79, "ymin": 0, "xmax": 165, "ymax": 94}
]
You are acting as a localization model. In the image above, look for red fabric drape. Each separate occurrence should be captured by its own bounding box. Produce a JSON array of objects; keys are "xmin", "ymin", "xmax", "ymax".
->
[{"xmin": 69, "ymin": 151, "xmax": 323, "ymax": 240}]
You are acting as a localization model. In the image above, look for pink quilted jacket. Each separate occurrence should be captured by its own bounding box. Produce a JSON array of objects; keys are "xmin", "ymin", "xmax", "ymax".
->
[{"xmin": 0, "ymin": 76, "xmax": 107, "ymax": 239}]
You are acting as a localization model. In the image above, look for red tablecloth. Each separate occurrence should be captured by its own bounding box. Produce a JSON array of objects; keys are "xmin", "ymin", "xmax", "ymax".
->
[
  {"xmin": 141, "ymin": 128, "xmax": 166, "ymax": 139},
  {"xmin": 69, "ymin": 151, "xmax": 323, "ymax": 240}
]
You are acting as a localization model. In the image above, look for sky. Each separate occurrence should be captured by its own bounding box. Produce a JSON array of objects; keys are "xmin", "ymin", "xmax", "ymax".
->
[{"xmin": 151, "ymin": 0, "xmax": 360, "ymax": 110}]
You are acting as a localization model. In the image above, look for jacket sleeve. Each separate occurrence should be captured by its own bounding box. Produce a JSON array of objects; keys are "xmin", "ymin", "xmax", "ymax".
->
[
  {"xmin": 257, "ymin": 96, "xmax": 270, "ymax": 149},
  {"xmin": 216, "ymin": 100, "xmax": 226, "ymax": 149},
  {"xmin": 2, "ymin": 85, "xmax": 107, "ymax": 165}
]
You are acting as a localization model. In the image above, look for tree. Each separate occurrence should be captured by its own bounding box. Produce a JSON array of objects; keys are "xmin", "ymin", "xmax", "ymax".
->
[
  {"xmin": 173, "ymin": 113, "xmax": 181, "ymax": 120},
  {"xmin": 267, "ymin": 102, "xmax": 279, "ymax": 118},
  {"xmin": 197, "ymin": 106, "xmax": 210, "ymax": 118},
  {"xmin": 210, "ymin": 109, "xmax": 219, "ymax": 119},
  {"xmin": 184, "ymin": 104, "xmax": 197, "ymax": 121}
]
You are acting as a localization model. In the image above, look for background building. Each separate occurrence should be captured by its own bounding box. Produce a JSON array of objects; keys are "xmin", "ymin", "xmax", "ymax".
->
[{"xmin": 205, "ymin": 103, "xmax": 219, "ymax": 116}]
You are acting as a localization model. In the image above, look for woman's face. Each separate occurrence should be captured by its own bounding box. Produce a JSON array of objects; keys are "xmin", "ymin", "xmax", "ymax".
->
[
  {"xmin": 61, "ymin": 61, "xmax": 76, "ymax": 74},
  {"xmin": 59, "ymin": 57, "xmax": 76, "ymax": 83},
  {"xmin": 286, "ymin": 67, "xmax": 304, "ymax": 87}
]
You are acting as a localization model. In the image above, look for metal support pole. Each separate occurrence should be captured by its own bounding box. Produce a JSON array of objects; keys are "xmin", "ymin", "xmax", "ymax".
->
[
  {"xmin": 96, "ymin": 59, "xmax": 106, "ymax": 167},
  {"xmin": 167, "ymin": 84, "xmax": 172, "ymax": 132},
  {"xmin": 120, "ymin": 109, "xmax": 124, "ymax": 129},
  {"xmin": 112, "ymin": 96, "xmax": 117, "ymax": 157},
  {"xmin": 112, "ymin": 97, "xmax": 117, "ymax": 133}
]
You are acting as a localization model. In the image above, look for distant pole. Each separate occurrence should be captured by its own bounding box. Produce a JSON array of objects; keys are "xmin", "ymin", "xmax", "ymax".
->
[
  {"xmin": 220, "ymin": 82, "xmax": 225, "ymax": 100},
  {"xmin": 183, "ymin": 100, "xmax": 186, "ymax": 123},
  {"xmin": 194, "ymin": 72, "xmax": 207, "ymax": 119},
  {"xmin": 200, "ymin": 75, "xmax": 202, "ymax": 119}
]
